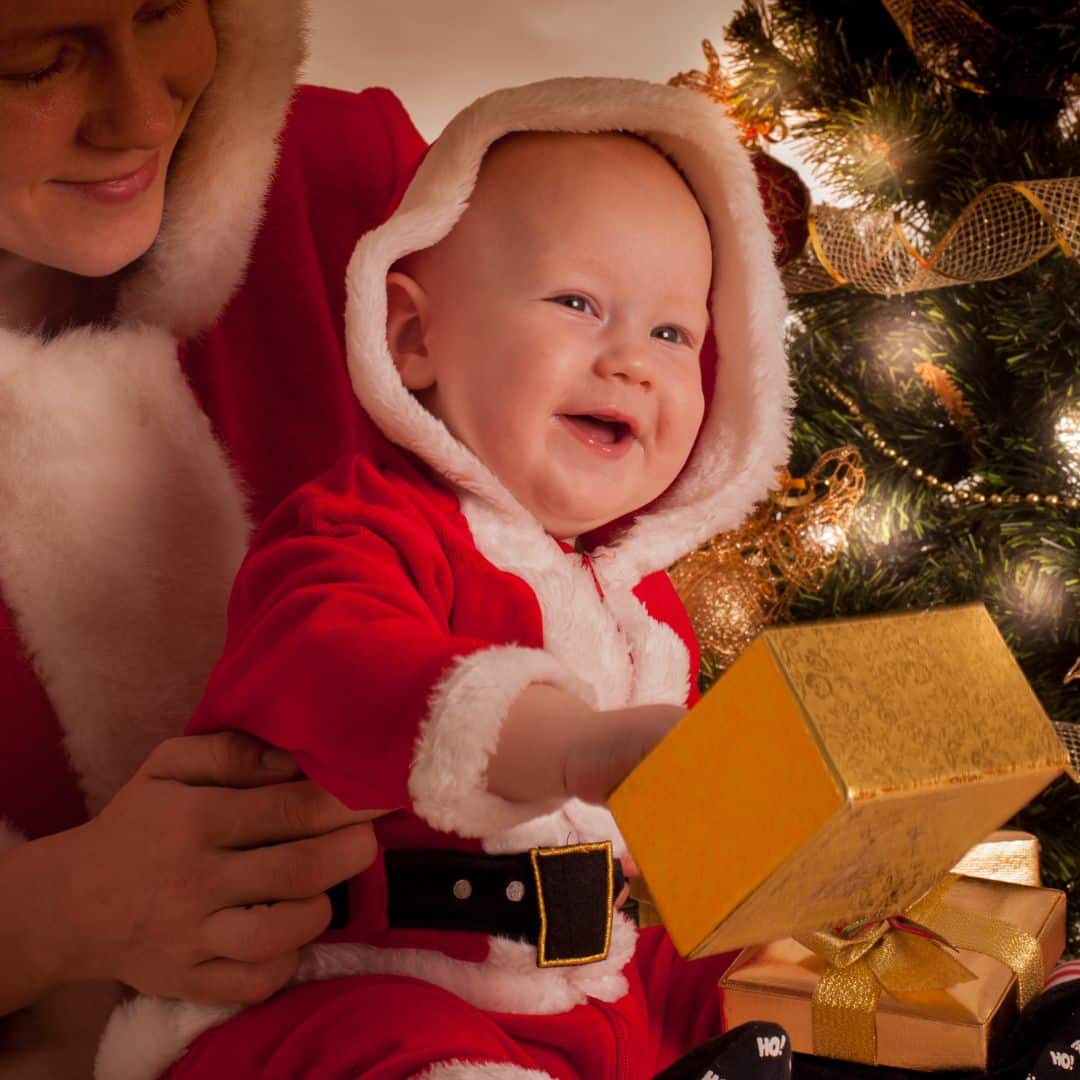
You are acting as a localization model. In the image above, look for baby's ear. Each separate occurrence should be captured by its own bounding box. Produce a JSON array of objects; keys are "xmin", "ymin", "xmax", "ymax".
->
[{"xmin": 386, "ymin": 271, "xmax": 436, "ymax": 390}]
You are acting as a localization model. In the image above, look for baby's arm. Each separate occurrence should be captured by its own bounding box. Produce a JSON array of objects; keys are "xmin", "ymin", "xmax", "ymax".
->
[{"xmin": 488, "ymin": 684, "xmax": 684, "ymax": 806}]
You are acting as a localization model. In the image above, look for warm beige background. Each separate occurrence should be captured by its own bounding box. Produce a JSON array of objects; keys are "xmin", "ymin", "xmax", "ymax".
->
[{"xmin": 300, "ymin": 1, "xmax": 741, "ymax": 140}]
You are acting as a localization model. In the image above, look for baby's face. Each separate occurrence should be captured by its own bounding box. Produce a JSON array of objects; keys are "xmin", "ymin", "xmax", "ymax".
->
[{"xmin": 389, "ymin": 132, "xmax": 712, "ymax": 539}]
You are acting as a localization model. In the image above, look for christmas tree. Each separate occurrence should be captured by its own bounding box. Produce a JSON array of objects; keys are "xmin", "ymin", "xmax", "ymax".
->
[{"xmin": 710, "ymin": 0, "xmax": 1080, "ymax": 945}]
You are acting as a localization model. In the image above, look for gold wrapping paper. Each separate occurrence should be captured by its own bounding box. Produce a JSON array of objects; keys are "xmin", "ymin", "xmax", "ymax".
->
[
  {"xmin": 720, "ymin": 877, "xmax": 1066, "ymax": 1070},
  {"xmin": 628, "ymin": 830, "xmax": 1040, "ymax": 929},
  {"xmin": 609, "ymin": 605, "xmax": 1068, "ymax": 958},
  {"xmin": 952, "ymin": 830, "xmax": 1040, "ymax": 887}
]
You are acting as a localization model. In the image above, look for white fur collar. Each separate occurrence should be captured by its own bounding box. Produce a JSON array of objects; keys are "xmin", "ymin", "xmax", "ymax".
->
[{"xmin": 0, "ymin": 327, "xmax": 250, "ymax": 813}]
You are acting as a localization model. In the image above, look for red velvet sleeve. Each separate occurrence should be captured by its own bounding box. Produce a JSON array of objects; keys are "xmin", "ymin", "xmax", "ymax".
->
[{"xmin": 185, "ymin": 458, "xmax": 492, "ymax": 813}]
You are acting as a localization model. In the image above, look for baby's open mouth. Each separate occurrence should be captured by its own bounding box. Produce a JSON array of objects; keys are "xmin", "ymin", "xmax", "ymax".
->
[{"xmin": 558, "ymin": 413, "xmax": 636, "ymax": 453}]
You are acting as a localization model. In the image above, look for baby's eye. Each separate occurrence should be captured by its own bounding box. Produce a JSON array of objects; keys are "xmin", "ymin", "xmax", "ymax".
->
[
  {"xmin": 549, "ymin": 294, "xmax": 595, "ymax": 316},
  {"xmin": 651, "ymin": 325, "xmax": 687, "ymax": 345}
]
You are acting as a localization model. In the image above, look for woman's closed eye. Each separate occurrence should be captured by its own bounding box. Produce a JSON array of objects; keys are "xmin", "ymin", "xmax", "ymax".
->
[
  {"xmin": 2, "ymin": 48, "xmax": 76, "ymax": 87},
  {"xmin": 547, "ymin": 294, "xmax": 597, "ymax": 316}
]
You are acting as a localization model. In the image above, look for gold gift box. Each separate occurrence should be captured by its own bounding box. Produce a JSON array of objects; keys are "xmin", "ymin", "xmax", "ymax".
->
[
  {"xmin": 609, "ymin": 605, "xmax": 1068, "ymax": 958},
  {"xmin": 631, "ymin": 829, "xmax": 1040, "ymax": 928},
  {"xmin": 952, "ymin": 830, "xmax": 1041, "ymax": 887},
  {"xmin": 719, "ymin": 876, "xmax": 1066, "ymax": 1070}
]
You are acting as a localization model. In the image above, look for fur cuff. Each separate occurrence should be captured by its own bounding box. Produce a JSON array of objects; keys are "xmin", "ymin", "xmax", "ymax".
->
[
  {"xmin": 416, "ymin": 1064, "xmax": 556, "ymax": 1080},
  {"xmin": 408, "ymin": 646, "xmax": 592, "ymax": 838},
  {"xmin": 94, "ymin": 998, "xmax": 238, "ymax": 1080}
]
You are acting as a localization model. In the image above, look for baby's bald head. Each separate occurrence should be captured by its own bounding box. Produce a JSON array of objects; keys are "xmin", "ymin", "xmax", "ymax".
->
[{"xmin": 407, "ymin": 131, "xmax": 708, "ymax": 291}]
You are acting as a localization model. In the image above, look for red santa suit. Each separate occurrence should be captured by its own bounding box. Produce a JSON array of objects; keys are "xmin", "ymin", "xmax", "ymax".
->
[
  {"xmin": 108, "ymin": 78, "xmax": 794, "ymax": 1080},
  {"xmin": 0, "ymin": 2, "xmax": 425, "ymax": 1074}
]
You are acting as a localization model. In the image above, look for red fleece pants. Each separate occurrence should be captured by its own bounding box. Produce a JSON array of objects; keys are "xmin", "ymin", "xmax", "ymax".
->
[{"xmin": 163, "ymin": 928, "xmax": 734, "ymax": 1079}]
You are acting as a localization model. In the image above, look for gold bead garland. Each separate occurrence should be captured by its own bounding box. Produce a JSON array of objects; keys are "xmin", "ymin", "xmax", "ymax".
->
[{"xmin": 817, "ymin": 375, "xmax": 1080, "ymax": 511}]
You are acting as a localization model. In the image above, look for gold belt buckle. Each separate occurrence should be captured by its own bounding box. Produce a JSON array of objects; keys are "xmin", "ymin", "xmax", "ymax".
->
[{"xmin": 528, "ymin": 841, "xmax": 615, "ymax": 968}]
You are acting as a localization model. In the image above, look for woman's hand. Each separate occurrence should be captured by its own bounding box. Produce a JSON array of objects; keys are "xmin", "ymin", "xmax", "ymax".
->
[
  {"xmin": 0, "ymin": 732, "xmax": 383, "ymax": 1014},
  {"xmin": 488, "ymin": 684, "xmax": 684, "ymax": 806}
]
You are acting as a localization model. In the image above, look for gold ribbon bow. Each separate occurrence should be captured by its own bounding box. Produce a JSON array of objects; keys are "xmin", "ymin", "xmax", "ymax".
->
[{"xmin": 794, "ymin": 875, "xmax": 1045, "ymax": 1064}]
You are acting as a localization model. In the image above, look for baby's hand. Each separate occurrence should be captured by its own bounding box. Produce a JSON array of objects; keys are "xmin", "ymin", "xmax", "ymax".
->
[
  {"xmin": 561, "ymin": 702, "xmax": 685, "ymax": 805},
  {"xmin": 488, "ymin": 684, "xmax": 684, "ymax": 806}
]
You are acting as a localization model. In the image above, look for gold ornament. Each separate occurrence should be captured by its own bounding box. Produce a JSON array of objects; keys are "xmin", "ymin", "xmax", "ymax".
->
[
  {"xmin": 668, "ymin": 448, "xmax": 866, "ymax": 669},
  {"xmin": 785, "ymin": 179, "xmax": 1080, "ymax": 295},
  {"xmin": 1067, "ymin": 658, "xmax": 1080, "ymax": 685},
  {"xmin": 668, "ymin": 39, "xmax": 786, "ymax": 146}
]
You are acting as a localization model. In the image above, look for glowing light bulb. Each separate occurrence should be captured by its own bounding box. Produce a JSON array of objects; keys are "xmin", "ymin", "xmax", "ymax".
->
[{"xmin": 1056, "ymin": 407, "xmax": 1080, "ymax": 488}]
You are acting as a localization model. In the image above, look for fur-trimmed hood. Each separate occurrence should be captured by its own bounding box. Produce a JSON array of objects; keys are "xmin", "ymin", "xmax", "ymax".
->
[
  {"xmin": 344, "ymin": 77, "xmax": 791, "ymax": 586},
  {"xmin": 117, "ymin": 0, "xmax": 307, "ymax": 336}
]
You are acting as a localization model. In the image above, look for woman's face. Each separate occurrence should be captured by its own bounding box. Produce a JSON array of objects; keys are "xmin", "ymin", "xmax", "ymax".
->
[{"xmin": 0, "ymin": 0, "xmax": 216, "ymax": 278}]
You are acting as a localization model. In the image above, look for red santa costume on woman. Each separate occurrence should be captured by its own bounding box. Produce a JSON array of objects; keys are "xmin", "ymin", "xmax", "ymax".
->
[
  {"xmin": 95, "ymin": 78, "xmax": 794, "ymax": 1080},
  {"xmin": 0, "ymin": 1, "xmax": 425, "ymax": 1073}
]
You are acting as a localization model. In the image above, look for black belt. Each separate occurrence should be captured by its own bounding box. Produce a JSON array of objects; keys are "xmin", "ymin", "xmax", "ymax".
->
[{"xmin": 383, "ymin": 842, "xmax": 623, "ymax": 967}]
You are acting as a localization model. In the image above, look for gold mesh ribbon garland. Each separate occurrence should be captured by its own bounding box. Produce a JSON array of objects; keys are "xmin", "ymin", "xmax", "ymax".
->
[
  {"xmin": 795, "ymin": 875, "xmax": 1045, "ymax": 1064},
  {"xmin": 880, "ymin": 0, "xmax": 1012, "ymax": 95},
  {"xmin": 784, "ymin": 178, "xmax": 1080, "ymax": 295},
  {"xmin": 667, "ymin": 41, "xmax": 1079, "ymax": 296},
  {"xmin": 668, "ymin": 448, "xmax": 866, "ymax": 669}
]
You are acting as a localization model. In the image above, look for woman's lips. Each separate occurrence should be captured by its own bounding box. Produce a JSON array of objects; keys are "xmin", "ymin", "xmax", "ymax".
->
[
  {"xmin": 54, "ymin": 153, "xmax": 159, "ymax": 204},
  {"xmin": 557, "ymin": 414, "xmax": 637, "ymax": 460}
]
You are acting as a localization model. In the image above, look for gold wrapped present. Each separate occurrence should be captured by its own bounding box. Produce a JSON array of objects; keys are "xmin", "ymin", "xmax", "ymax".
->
[
  {"xmin": 608, "ymin": 605, "xmax": 1068, "ymax": 958},
  {"xmin": 630, "ymin": 830, "xmax": 1040, "ymax": 930},
  {"xmin": 953, "ymin": 830, "xmax": 1041, "ymax": 887},
  {"xmin": 719, "ymin": 875, "xmax": 1066, "ymax": 1069}
]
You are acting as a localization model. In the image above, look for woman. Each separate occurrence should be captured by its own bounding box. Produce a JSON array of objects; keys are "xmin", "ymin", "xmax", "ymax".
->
[{"xmin": 0, "ymin": 0, "xmax": 425, "ymax": 1073}]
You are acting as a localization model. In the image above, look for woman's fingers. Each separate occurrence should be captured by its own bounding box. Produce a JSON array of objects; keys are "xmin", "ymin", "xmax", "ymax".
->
[
  {"xmin": 142, "ymin": 732, "xmax": 300, "ymax": 788},
  {"xmin": 207, "ymin": 780, "xmax": 389, "ymax": 848},
  {"xmin": 201, "ymin": 895, "xmax": 331, "ymax": 964},
  {"xmin": 218, "ymin": 822, "xmax": 378, "ymax": 907},
  {"xmin": 183, "ymin": 953, "xmax": 302, "ymax": 1007}
]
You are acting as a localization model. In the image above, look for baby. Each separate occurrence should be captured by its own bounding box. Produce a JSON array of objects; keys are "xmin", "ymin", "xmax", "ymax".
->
[{"xmin": 132, "ymin": 78, "xmax": 791, "ymax": 1080}]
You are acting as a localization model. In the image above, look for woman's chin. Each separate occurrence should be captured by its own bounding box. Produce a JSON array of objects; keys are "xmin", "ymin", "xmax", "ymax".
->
[{"xmin": 52, "ymin": 229, "xmax": 158, "ymax": 279}]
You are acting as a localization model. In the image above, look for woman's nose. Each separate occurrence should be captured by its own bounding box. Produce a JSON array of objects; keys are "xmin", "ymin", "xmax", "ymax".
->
[
  {"xmin": 78, "ymin": 43, "xmax": 178, "ymax": 150},
  {"xmin": 594, "ymin": 341, "xmax": 654, "ymax": 389}
]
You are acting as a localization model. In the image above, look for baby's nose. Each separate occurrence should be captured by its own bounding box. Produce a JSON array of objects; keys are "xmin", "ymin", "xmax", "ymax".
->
[{"xmin": 594, "ymin": 342, "xmax": 654, "ymax": 387}]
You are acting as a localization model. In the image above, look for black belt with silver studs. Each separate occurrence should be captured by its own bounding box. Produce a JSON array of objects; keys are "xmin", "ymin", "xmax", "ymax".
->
[{"xmin": 383, "ymin": 841, "xmax": 623, "ymax": 968}]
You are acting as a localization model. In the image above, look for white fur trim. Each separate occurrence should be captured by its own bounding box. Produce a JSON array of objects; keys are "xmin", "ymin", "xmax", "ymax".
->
[
  {"xmin": 97, "ymin": 917, "xmax": 636, "ymax": 1079},
  {"xmin": 118, "ymin": 0, "xmax": 307, "ymax": 336},
  {"xmin": 0, "ymin": 819, "xmax": 27, "ymax": 855},
  {"xmin": 299, "ymin": 911, "xmax": 637, "ymax": 1015},
  {"xmin": 345, "ymin": 77, "xmax": 791, "ymax": 583},
  {"xmin": 409, "ymin": 646, "xmax": 590, "ymax": 837},
  {"xmin": 449, "ymin": 496, "xmax": 687, "ymax": 851},
  {"xmin": 415, "ymin": 1064, "xmax": 555, "ymax": 1080},
  {"xmin": 0, "ymin": 326, "xmax": 250, "ymax": 812},
  {"xmin": 94, "ymin": 997, "xmax": 238, "ymax": 1080}
]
